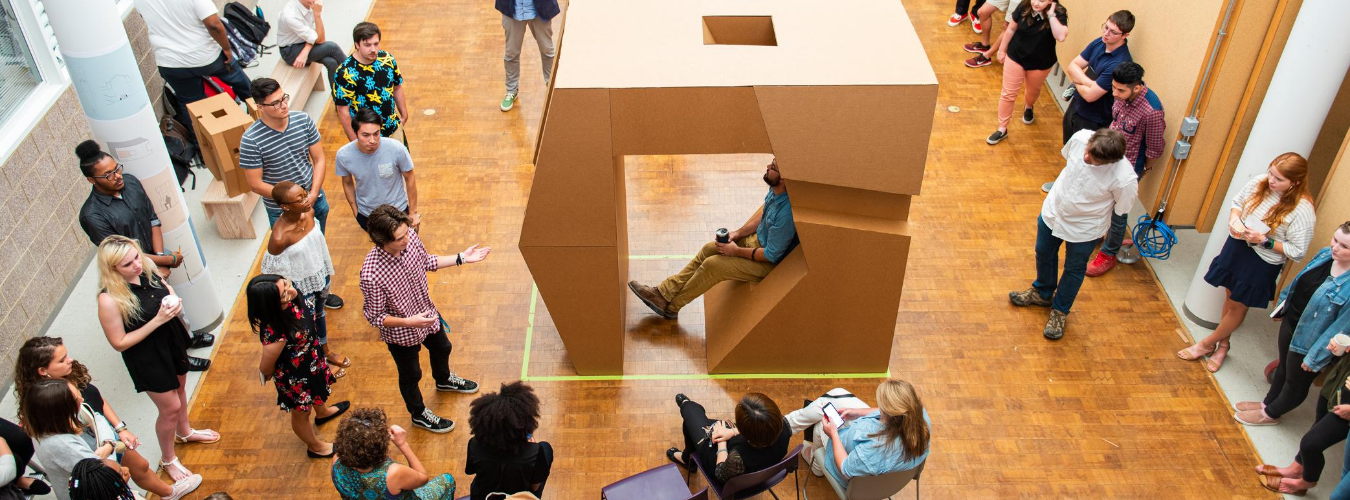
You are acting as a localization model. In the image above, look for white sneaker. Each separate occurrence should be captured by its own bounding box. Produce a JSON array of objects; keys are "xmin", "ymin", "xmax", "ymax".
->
[{"xmin": 164, "ymin": 474, "xmax": 203, "ymax": 500}]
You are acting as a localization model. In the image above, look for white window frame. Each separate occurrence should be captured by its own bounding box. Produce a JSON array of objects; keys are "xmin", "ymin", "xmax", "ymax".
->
[{"xmin": 0, "ymin": 0, "xmax": 71, "ymax": 166}]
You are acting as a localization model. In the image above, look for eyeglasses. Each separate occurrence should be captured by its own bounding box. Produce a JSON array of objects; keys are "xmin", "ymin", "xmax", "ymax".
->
[
  {"xmin": 1101, "ymin": 23, "xmax": 1123, "ymax": 37},
  {"xmin": 261, "ymin": 93, "xmax": 291, "ymax": 108},
  {"xmin": 89, "ymin": 163, "xmax": 123, "ymax": 181},
  {"xmin": 279, "ymin": 188, "xmax": 310, "ymax": 205}
]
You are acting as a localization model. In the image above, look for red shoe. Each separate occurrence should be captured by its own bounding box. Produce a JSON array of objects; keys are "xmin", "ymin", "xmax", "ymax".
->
[
  {"xmin": 972, "ymin": 16, "xmax": 984, "ymax": 34},
  {"xmin": 964, "ymin": 54, "xmax": 992, "ymax": 68},
  {"xmin": 947, "ymin": 13, "xmax": 967, "ymax": 26},
  {"xmin": 1085, "ymin": 252, "xmax": 1118, "ymax": 277}
]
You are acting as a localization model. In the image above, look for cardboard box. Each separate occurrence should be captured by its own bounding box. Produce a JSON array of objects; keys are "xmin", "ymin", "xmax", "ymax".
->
[
  {"xmin": 520, "ymin": 0, "xmax": 937, "ymax": 375},
  {"xmin": 186, "ymin": 94, "xmax": 254, "ymax": 197}
]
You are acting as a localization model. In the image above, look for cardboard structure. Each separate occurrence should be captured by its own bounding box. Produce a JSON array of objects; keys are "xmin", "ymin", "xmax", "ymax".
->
[
  {"xmin": 520, "ymin": 0, "xmax": 937, "ymax": 375},
  {"xmin": 186, "ymin": 94, "xmax": 254, "ymax": 197}
]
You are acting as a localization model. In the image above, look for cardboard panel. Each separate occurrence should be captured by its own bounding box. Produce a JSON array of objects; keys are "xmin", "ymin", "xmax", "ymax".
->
[
  {"xmin": 788, "ymin": 181, "xmax": 911, "ymax": 221},
  {"xmin": 520, "ymin": 89, "xmax": 620, "ymax": 247},
  {"xmin": 706, "ymin": 212, "xmax": 912, "ymax": 373},
  {"xmin": 756, "ymin": 85, "xmax": 937, "ymax": 196},
  {"xmin": 521, "ymin": 244, "xmax": 626, "ymax": 375},
  {"xmin": 610, "ymin": 87, "xmax": 772, "ymax": 156},
  {"xmin": 702, "ymin": 16, "xmax": 777, "ymax": 46},
  {"xmin": 187, "ymin": 94, "xmax": 254, "ymax": 197}
]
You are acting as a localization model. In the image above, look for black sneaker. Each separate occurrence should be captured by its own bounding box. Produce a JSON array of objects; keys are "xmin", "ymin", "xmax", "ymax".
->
[
  {"xmin": 412, "ymin": 409, "xmax": 455, "ymax": 433},
  {"xmin": 325, "ymin": 293, "xmax": 345, "ymax": 309},
  {"xmin": 986, "ymin": 130, "xmax": 1007, "ymax": 145},
  {"xmin": 1022, "ymin": 108, "xmax": 1034, "ymax": 124},
  {"xmin": 436, "ymin": 375, "xmax": 480, "ymax": 393}
]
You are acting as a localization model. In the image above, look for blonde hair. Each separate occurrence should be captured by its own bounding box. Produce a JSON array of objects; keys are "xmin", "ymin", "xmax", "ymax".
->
[
  {"xmin": 96, "ymin": 235, "xmax": 160, "ymax": 324},
  {"xmin": 1243, "ymin": 153, "xmax": 1313, "ymax": 233},
  {"xmin": 872, "ymin": 379, "xmax": 930, "ymax": 459}
]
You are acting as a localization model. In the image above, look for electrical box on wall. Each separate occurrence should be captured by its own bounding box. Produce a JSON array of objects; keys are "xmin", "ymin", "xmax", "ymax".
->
[
  {"xmin": 1180, "ymin": 116, "xmax": 1200, "ymax": 136},
  {"xmin": 1173, "ymin": 139, "xmax": 1192, "ymax": 160}
]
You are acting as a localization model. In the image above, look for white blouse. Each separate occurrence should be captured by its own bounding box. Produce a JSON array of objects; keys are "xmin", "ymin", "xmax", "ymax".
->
[
  {"xmin": 1230, "ymin": 175, "xmax": 1316, "ymax": 265},
  {"xmin": 261, "ymin": 228, "xmax": 335, "ymax": 296}
]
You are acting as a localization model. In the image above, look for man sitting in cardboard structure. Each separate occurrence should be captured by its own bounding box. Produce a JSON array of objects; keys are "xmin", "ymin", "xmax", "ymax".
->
[{"xmin": 629, "ymin": 159, "xmax": 798, "ymax": 319}]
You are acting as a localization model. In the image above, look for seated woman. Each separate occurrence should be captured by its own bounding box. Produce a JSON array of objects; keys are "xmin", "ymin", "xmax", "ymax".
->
[
  {"xmin": 0, "ymin": 417, "xmax": 48, "ymax": 496},
  {"xmin": 22, "ymin": 379, "xmax": 200, "ymax": 500},
  {"xmin": 667, "ymin": 392, "xmax": 791, "ymax": 484},
  {"xmin": 246, "ymin": 274, "xmax": 350, "ymax": 458},
  {"xmin": 465, "ymin": 382, "xmax": 553, "ymax": 500},
  {"xmin": 332, "ymin": 407, "xmax": 456, "ymax": 500},
  {"xmin": 787, "ymin": 379, "xmax": 931, "ymax": 486},
  {"xmin": 67, "ymin": 457, "xmax": 140, "ymax": 500}
]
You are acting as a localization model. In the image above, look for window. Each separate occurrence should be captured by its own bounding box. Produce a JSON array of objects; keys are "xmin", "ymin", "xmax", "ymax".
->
[{"xmin": 0, "ymin": 0, "xmax": 42, "ymax": 125}]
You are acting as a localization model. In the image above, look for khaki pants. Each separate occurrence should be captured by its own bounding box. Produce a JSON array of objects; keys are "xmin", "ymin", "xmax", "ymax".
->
[{"xmin": 657, "ymin": 234, "xmax": 776, "ymax": 313}]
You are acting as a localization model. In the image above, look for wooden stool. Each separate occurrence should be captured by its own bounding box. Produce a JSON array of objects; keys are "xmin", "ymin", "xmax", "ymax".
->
[
  {"xmin": 201, "ymin": 179, "xmax": 261, "ymax": 239},
  {"xmin": 269, "ymin": 58, "xmax": 326, "ymax": 111}
]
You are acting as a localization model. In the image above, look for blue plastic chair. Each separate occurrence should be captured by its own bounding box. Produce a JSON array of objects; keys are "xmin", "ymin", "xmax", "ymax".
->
[{"xmin": 602, "ymin": 463, "xmax": 709, "ymax": 500}]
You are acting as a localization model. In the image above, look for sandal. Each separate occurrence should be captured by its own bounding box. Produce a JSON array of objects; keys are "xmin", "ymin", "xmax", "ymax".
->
[
  {"xmin": 174, "ymin": 428, "xmax": 221, "ymax": 444},
  {"xmin": 330, "ymin": 367, "xmax": 347, "ymax": 379},
  {"xmin": 1206, "ymin": 341, "xmax": 1231, "ymax": 373},
  {"xmin": 1261, "ymin": 475, "xmax": 1308, "ymax": 496},
  {"xmin": 1255, "ymin": 464, "xmax": 1286, "ymax": 477},
  {"xmin": 159, "ymin": 457, "xmax": 193, "ymax": 482},
  {"xmin": 1176, "ymin": 342, "xmax": 1215, "ymax": 361},
  {"xmin": 328, "ymin": 355, "xmax": 351, "ymax": 368}
]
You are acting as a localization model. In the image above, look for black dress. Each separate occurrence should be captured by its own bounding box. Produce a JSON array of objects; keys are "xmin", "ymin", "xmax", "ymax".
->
[{"xmin": 116, "ymin": 275, "xmax": 190, "ymax": 393}]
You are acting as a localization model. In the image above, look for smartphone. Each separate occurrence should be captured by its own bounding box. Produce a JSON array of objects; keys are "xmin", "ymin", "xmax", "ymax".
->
[{"xmin": 822, "ymin": 402, "xmax": 843, "ymax": 428}]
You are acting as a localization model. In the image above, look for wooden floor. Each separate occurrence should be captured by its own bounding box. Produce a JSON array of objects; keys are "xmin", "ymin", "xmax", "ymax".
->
[{"xmin": 177, "ymin": 0, "xmax": 1275, "ymax": 498}]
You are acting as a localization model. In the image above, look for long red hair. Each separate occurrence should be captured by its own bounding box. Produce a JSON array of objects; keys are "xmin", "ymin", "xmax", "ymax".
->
[{"xmin": 1242, "ymin": 152, "xmax": 1312, "ymax": 232}]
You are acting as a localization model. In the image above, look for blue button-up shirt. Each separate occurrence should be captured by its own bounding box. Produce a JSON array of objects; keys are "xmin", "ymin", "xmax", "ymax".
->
[
  {"xmin": 756, "ymin": 188, "xmax": 797, "ymax": 263},
  {"xmin": 1281, "ymin": 247, "xmax": 1350, "ymax": 371},
  {"xmin": 825, "ymin": 409, "xmax": 930, "ymax": 485},
  {"xmin": 513, "ymin": 0, "xmax": 536, "ymax": 21}
]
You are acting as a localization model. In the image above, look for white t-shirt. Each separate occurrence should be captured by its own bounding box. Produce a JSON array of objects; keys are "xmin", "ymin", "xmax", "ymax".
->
[
  {"xmin": 135, "ymin": 0, "xmax": 221, "ymax": 68},
  {"xmin": 277, "ymin": 0, "xmax": 319, "ymax": 47},
  {"xmin": 1041, "ymin": 130, "xmax": 1139, "ymax": 243}
]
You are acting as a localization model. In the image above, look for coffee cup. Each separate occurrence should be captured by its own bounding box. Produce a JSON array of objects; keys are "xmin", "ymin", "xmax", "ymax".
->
[
  {"xmin": 162, "ymin": 295, "xmax": 181, "ymax": 309},
  {"xmin": 1334, "ymin": 334, "xmax": 1350, "ymax": 356},
  {"xmin": 715, "ymin": 228, "xmax": 730, "ymax": 244}
]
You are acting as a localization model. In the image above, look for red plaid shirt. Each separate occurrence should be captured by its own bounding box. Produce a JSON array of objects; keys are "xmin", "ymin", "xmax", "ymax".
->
[
  {"xmin": 1110, "ymin": 85, "xmax": 1165, "ymax": 173},
  {"xmin": 359, "ymin": 229, "xmax": 442, "ymax": 346}
]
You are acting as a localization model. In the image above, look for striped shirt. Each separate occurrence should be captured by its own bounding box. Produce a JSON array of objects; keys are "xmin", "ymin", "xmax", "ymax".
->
[
  {"xmin": 359, "ymin": 229, "xmax": 442, "ymax": 346},
  {"xmin": 1231, "ymin": 175, "xmax": 1316, "ymax": 265},
  {"xmin": 239, "ymin": 111, "xmax": 321, "ymax": 211}
]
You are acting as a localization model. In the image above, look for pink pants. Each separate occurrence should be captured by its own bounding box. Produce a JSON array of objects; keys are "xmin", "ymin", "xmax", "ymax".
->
[{"xmin": 998, "ymin": 56, "xmax": 1052, "ymax": 130}]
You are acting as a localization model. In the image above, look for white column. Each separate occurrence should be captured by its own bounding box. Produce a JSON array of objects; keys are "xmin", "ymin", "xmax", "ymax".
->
[
  {"xmin": 1183, "ymin": 0, "xmax": 1350, "ymax": 328},
  {"xmin": 45, "ymin": 0, "xmax": 223, "ymax": 331}
]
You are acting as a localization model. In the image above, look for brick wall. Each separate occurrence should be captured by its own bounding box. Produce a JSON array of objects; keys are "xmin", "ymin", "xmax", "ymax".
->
[{"xmin": 0, "ymin": 8, "xmax": 163, "ymax": 380}]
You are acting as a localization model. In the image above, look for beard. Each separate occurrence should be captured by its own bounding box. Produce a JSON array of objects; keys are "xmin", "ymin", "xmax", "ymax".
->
[{"xmin": 763, "ymin": 173, "xmax": 780, "ymax": 187}]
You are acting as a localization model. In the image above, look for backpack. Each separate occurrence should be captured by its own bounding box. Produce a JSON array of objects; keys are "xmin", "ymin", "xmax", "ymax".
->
[
  {"xmin": 160, "ymin": 114, "xmax": 198, "ymax": 190},
  {"xmin": 223, "ymin": 2, "xmax": 270, "ymax": 47},
  {"xmin": 220, "ymin": 18, "xmax": 261, "ymax": 68}
]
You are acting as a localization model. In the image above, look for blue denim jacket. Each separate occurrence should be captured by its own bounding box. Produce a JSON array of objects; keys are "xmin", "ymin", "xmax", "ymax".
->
[{"xmin": 1281, "ymin": 247, "xmax": 1350, "ymax": 371}]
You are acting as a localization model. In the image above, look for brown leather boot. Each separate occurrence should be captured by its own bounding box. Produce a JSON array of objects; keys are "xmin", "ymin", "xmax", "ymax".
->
[{"xmin": 628, "ymin": 281, "xmax": 677, "ymax": 319}]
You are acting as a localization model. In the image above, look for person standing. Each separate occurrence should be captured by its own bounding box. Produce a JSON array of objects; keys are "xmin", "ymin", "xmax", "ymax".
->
[
  {"xmin": 276, "ymin": 0, "xmax": 346, "ymax": 84},
  {"xmin": 495, "ymin": 0, "xmax": 559, "ymax": 112},
  {"xmin": 948, "ymin": 0, "xmax": 986, "ymax": 32},
  {"xmin": 960, "ymin": 0, "xmax": 1023, "ymax": 68},
  {"xmin": 1042, "ymin": 10, "xmax": 1134, "ymax": 192},
  {"xmin": 359, "ymin": 205, "xmax": 488, "ymax": 433},
  {"xmin": 1086, "ymin": 62, "xmax": 1165, "ymax": 276},
  {"xmin": 245, "ymin": 273, "xmax": 351, "ymax": 458},
  {"xmin": 75, "ymin": 141, "xmax": 215, "ymax": 355},
  {"xmin": 336, "ymin": 108, "xmax": 419, "ymax": 232},
  {"xmin": 240, "ymin": 77, "xmax": 344, "ymax": 309},
  {"xmin": 1177, "ymin": 153, "xmax": 1315, "ymax": 371},
  {"xmin": 134, "ymin": 0, "xmax": 252, "ymax": 132},
  {"xmin": 333, "ymin": 23, "xmax": 409, "ymax": 144},
  {"xmin": 94, "ymin": 236, "xmax": 219, "ymax": 483},
  {"xmin": 1009, "ymin": 129, "xmax": 1135, "ymax": 340},
  {"xmin": 262, "ymin": 182, "xmax": 350, "ymax": 376},
  {"xmin": 983, "ymin": 0, "xmax": 1068, "ymax": 145}
]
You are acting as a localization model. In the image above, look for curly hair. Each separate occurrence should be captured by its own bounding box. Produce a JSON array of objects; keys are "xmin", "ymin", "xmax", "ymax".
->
[
  {"xmin": 15, "ymin": 337, "xmax": 91, "ymax": 419},
  {"xmin": 468, "ymin": 381, "xmax": 541, "ymax": 454},
  {"xmin": 335, "ymin": 407, "xmax": 390, "ymax": 470}
]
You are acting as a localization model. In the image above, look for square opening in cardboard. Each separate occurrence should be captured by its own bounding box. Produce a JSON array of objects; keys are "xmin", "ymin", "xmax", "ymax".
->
[{"xmin": 702, "ymin": 16, "xmax": 776, "ymax": 46}]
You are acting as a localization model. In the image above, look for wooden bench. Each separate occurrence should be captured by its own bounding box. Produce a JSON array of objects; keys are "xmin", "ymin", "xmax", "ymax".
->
[
  {"xmin": 201, "ymin": 178, "xmax": 261, "ymax": 239},
  {"xmin": 246, "ymin": 60, "xmax": 326, "ymax": 119}
]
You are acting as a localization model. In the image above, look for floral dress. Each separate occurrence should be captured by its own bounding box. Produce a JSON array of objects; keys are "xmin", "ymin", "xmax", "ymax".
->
[{"xmin": 261, "ymin": 294, "xmax": 334, "ymax": 411}]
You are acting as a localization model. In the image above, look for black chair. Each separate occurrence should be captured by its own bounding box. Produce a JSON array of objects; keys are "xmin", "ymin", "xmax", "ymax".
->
[{"xmin": 690, "ymin": 444, "xmax": 803, "ymax": 500}]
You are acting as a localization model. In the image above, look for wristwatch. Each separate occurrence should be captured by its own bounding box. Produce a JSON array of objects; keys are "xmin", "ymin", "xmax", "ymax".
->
[
  {"xmin": 114, "ymin": 422, "xmax": 128, "ymax": 433},
  {"xmin": 1263, "ymin": 238, "xmax": 1276, "ymax": 250}
]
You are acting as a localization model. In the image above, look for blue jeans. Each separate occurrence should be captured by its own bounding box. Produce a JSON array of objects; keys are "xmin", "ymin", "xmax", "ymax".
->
[
  {"xmin": 1333, "ymin": 441, "xmax": 1350, "ymax": 500},
  {"xmin": 1100, "ymin": 212, "xmax": 1130, "ymax": 256},
  {"xmin": 266, "ymin": 190, "xmax": 329, "ymax": 231},
  {"xmin": 1033, "ymin": 216, "xmax": 1100, "ymax": 314}
]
